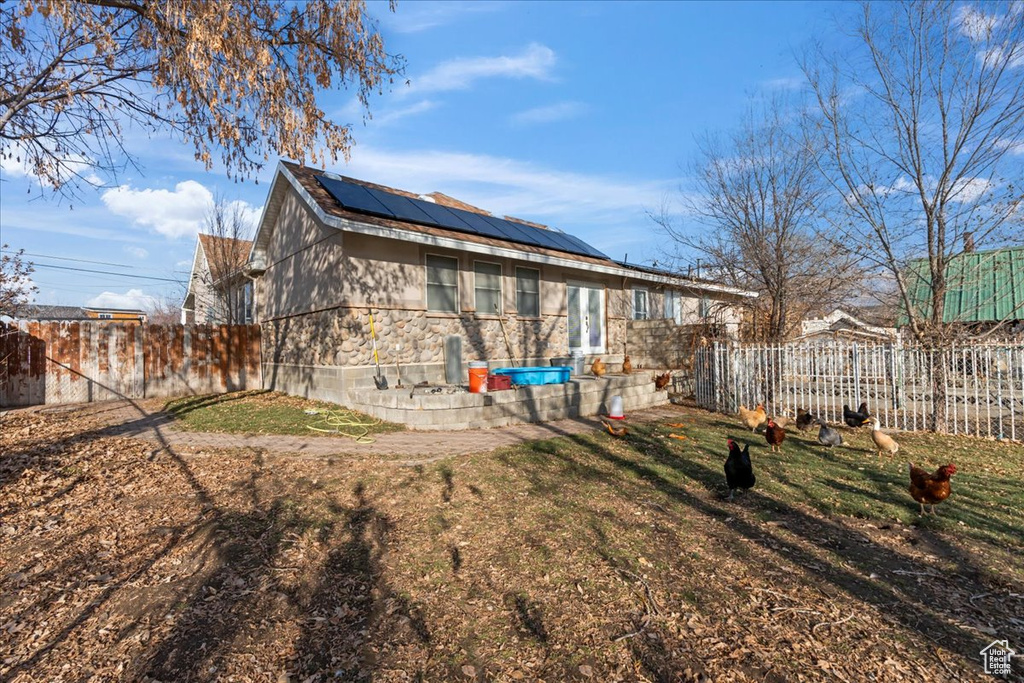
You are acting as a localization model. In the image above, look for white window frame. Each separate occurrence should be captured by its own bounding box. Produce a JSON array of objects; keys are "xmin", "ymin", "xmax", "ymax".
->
[
  {"xmin": 699, "ymin": 295, "xmax": 711, "ymax": 319},
  {"xmin": 425, "ymin": 253, "xmax": 460, "ymax": 313},
  {"xmin": 633, "ymin": 287, "xmax": 649, "ymax": 320},
  {"xmin": 473, "ymin": 260, "xmax": 503, "ymax": 315},
  {"xmin": 664, "ymin": 289, "xmax": 682, "ymax": 324},
  {"xmin": 515, "ymin": 266, "xmax": 541, "ymax": 318}
]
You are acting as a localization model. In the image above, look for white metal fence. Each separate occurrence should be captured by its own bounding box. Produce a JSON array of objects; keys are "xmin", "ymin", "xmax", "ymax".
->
[{"xmin": 694, "ymin": 340, "xmax": 1024, "ymax": 439}]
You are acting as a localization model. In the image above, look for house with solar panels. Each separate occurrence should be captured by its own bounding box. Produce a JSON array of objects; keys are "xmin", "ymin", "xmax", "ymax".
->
[{"xmin": 246, "ymin": 161, "xmax": 756, "ymax": 403}]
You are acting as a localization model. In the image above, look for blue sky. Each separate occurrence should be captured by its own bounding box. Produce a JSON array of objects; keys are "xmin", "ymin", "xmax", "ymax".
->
[{"xmin": 0, "ymin": 0, "xmax": 850, "ymax": 310}]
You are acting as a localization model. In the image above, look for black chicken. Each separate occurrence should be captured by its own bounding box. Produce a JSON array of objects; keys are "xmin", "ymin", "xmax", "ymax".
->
[
  {"xmin": 817, "ymin": 419, "xmax": 843, "ymax": 449},
  {"xmin": 843, "ymin": 402, "xmax": 871, "ymax": 428},
  {"xmin": 724, "ymin": 438, "xmax": 755, "ymax": 501},
  {"xmin": 796, "ymin": 408, "xmax": 816, "ymax": 432}
]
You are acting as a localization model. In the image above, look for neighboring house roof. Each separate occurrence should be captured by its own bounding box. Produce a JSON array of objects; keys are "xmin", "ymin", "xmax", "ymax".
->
[
  {"xmin": 183, "ymin": 233, "xmax": 254, "ymax": 312},
  {"xmin": 15, "ymin": 305, "xmax": 146, "ymax": 321},
  {"xmin": 16, "ymin": 304, "xmax": 92, "ymax": 320},
  {"xmin": 197, "ymin": 234, "xmax": 253, "ymax": 282},
  {"xmin": 903, "ymin": 246, "xmax": 1024, "ymax": 325},
  {"xmin": 799, "ymin": 309, "xmax": 897, "ymax": 340},
  {"xmin": 250, "ymin": 161, "xmax": 757, "ymax": 299}
]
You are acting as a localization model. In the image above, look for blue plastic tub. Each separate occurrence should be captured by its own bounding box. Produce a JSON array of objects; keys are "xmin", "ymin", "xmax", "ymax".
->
[{"xmin": 492, "ymin": 366, "xmax": 571, "ymax": 386}]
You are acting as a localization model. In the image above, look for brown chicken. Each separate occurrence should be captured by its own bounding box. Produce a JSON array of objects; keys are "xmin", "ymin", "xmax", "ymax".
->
[
  {"xmin": 591, "ymin": 358, "xmax": 607, "ymax": 377},
  {"xmin": 764, "ymin": 418, "xmax": 786, "ymax": 452},
  {"xmin": 654, "ymin": 371, "xmax": 672, "ymax": 390},
  {"xmin": 603, "ymin": 420, "xmax": 628, "ymax": 437},
  {"xmin": 908, "ymin": 462, "xmax": 957, "ymax": 515},
  {"xmin": 738, "ymin": 403, "xmax": 766, "ymax": 432},
  {"xmin": 622, "ymin": 355, "xmax": 633, "ymax": 374}
]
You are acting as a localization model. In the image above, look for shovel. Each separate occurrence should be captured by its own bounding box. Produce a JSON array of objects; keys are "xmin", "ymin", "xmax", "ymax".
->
[{"xmin": 369, "ymin": 309, "xmax": 388, "ymax": 390}]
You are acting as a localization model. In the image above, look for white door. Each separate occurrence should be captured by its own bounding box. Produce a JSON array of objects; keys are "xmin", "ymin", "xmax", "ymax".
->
[{"xmin": 567, "ymin": 283, "xmax": 605, "ymax": 354}]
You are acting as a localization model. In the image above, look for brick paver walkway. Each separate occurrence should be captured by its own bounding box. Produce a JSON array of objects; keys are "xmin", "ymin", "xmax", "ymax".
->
[{"xmin": 47, "ymin": 398, "xmax": 683, "ymax": 466}]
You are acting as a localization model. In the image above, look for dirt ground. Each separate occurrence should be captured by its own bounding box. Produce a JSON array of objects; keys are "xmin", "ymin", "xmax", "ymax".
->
[{"xmin": 1, "ymin": 399, "xmax": 1022, "ymax": 682}]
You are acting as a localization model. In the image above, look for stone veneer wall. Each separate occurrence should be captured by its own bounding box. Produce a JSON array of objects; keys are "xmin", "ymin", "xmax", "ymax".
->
[
  {"xmin": 260, "ymin": 306, "xmax": 631, "ymax": 400},
  {"xmin": 263, "ymin": 307, "xmax": 571, "ymax": 366},
  {"xmin": 625, "ymin": 319, "xmax": 702, "ymax": 369}
]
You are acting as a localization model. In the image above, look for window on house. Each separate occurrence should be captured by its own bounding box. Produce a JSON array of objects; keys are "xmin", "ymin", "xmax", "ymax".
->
[
  {"xmin": 633, "ymin": 288, "xmax": 649, "ymax": 320},
  {"xmin": 516, "ymin": 267, "xmax": 540, "ymax": 317},
  {"xmin": 98, "ymin": 313, "xmax": 113, "ymax": 319},
  {"xmin": 664, "ymin": 290, "xmax": 682, "ymax": 323},
  {"xmin": 243, "ymin": 281, "xmax": 254, "ymax": 324},
  {"xmin": 699, "ymin": 296, "xmax": 711, "ymax": 318},
  {"xmin": 426, "ymin": 255, "xmax": 459, "ymax": 313},
  {"xmin": 474, "ymin": 261, "xmax": 502, "ymax": 315}
]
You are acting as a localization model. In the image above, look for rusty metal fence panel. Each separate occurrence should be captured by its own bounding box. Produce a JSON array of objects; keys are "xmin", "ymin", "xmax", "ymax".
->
[
  {"xmin": 0, "ymin": 322, "xmax": 262, "ymax": 407},
  {"xmin": 694, "ymin": 340, "xmax": 1024, "ymax": 438}
]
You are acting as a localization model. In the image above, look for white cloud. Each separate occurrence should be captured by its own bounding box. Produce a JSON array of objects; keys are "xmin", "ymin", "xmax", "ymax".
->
[
  {"xmin": 406, "ymin": 43, "xmax": 557, "ymax": 95},
  {"xmin": 980, "ymin": 44, "xmax": 1024, "ymax": 68},
  {"xmin": 950, "ymin": 176, "xmax": 995, "ymax": 203},
  {"xmin": 762, "ymin": 76, "xmax": 805, "ymax": 91},
  {"xmin": 100, "ymin": 180, "xmax": 262, "ymax": 239},
  {"xmin": 86, "ymin": 288, "xmax": 158, "ymax": 311},
  {"xmin": 102, "ymin": 180, "xmax": 213, "ymax": 239},
  {"xmin": 0, "ymin": 144, "xmax": 102, "ymax": 186},
  {"xmin": 374, "ymin": 100, "xmax": 439, "ymax": 125},
  {"xmin": 510, "ymin": 101, "xmax": 587, "ymax": 126},
  {"xmin": 122, "ymin": 245, "xmax": 149, "ymax": 259},
  {"xmin": 957, "ymin": 5, "xmax": 1002, "ymax": 41},
  {"xmin": 381, "ymin": 1, "xmax": 507, "ymax": 34},
  {"xmin": 341, "ymin": 146, "xmax": 673, "ymax": 227}
]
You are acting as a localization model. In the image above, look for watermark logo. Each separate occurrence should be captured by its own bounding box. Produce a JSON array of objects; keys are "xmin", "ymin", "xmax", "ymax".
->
[{"xmin": 980, "ymin": 639, "xmax": 1016, "ymax": 677}]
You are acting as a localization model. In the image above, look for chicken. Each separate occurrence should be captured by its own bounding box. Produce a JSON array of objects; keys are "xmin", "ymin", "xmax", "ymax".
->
[
  {"xmin": 908, "ymin": 463, "xmax": 957, "ymax": 515},
  {"xmin": 869, "ymin": 417, "xmax": 899, "ymax": 459},
  {"xmin": 654, "ymin": 371, "xmax": 672, "ymax": 390},
  {"xmin": 738, "ymin": 403, "xmax": 766, "ymax": 432},
  {"xmin": 724, "ymin": 438, "xmax": 755, "ymax": 501},
  {"xmin": 816, "ymin": 419, "xmax": 843, "ymax": 449},
  {"xmin": 591, "ymin": 358, "xmax": 607, "ymax": 377},
  {"xmin": 843, "ymin": 402, "xmax": 871, "ymax": 428},
  {"xmin": 764, "ymin": 418, "xmax": 786, "ymax": 453},
  {"xmin": 622, "ymin": 355, "xmax": 633, "ymax": 374},
  {"xmin": 603, "ymin": 420, "xmax": 628, "ymax": 437},
  {"xmin": 796, "ymin": 408, "xmax": 817, "ymax": 432},
  {"xmin": 773, "ymin": 414, "xmax": 792, "ymax": 430}
]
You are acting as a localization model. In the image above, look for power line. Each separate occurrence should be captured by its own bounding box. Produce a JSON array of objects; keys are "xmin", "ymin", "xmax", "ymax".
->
[
  {"xmin": 0, "ymin": 248, "xmax": 139, "ymax": 270},
  {"xmin": 29, "ymin": 263, "xmax": 185, "ymax": 283}
]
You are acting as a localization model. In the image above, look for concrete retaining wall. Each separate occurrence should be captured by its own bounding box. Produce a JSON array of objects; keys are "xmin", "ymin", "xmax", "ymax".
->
[{"xmin": 346, "ymin": 373, "xmax": 666, "ymax": 430}]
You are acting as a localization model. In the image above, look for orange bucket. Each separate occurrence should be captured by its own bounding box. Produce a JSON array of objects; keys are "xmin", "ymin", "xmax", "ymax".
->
[{"xmin": 468, "ymin": 361, "xmax": 488, "ymax": 393}]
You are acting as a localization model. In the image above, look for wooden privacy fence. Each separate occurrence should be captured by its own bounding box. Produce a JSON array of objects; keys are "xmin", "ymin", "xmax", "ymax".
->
[
  {"xmin": 0, "ymin": 322, "xmax": 262, "ymax": 407},
  {"xmin": 695, "ymin": 340, "xmax": 1024, "ymax": 439}
]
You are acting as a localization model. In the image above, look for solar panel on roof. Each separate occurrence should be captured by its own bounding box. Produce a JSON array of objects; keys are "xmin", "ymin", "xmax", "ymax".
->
[
  {"xmin": 316, "ymin": 175, "xmax": 394, "ymax": 217},
  {"xmin": 447, "ymin": 207, "xmax": 510, "ymax": 240},
  {"xmin": 363, "ymin": 187, "xmax": 440, "ymax": 227},
  {"xmin": 313, "ymin": 173, "xmax": 610, "ymax": 260},
  {"xmin": 558, "ymin": 232, "xmax": 609, "ymax": 259},
  {"xmin": 524, "ymin": 224, "xmax": 576, "ymax": 252},
  {"xmin": 414, "ymin": 199, "xmax": 476, "ymax": 231},
  {"xmin": 479, "ymin": 215, "xmax": 531, "ymax": 244}
]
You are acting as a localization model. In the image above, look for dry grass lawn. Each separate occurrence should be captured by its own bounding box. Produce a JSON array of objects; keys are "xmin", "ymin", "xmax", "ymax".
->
[{"xmin": 1, "ymin": 399, "xmax": 1022, "ymax": 682}]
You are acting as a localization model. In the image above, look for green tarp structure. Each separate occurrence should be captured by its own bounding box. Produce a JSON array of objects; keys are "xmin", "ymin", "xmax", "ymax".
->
[{"xmin": 902, "ymin": 246, "xmax": 1024, "ymax": 325}]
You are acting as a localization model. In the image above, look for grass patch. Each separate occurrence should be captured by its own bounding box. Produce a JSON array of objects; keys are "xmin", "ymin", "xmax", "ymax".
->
[
  {"xmin": 622, "ymin": 412, "xmax": 1024, "ymax": 560},
  {"xmin": 163, "ymin": 390, "xmax": 403, "ymax": 437},
  {"xmin": 5, "ymin": 402, "xmax": 1023, "ymax": 681}
]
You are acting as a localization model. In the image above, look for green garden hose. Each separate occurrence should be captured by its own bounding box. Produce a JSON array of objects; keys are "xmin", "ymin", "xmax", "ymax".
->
[{"xmin": 306, "ymin": 408, "xmax": 382, "ymax": 444}]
